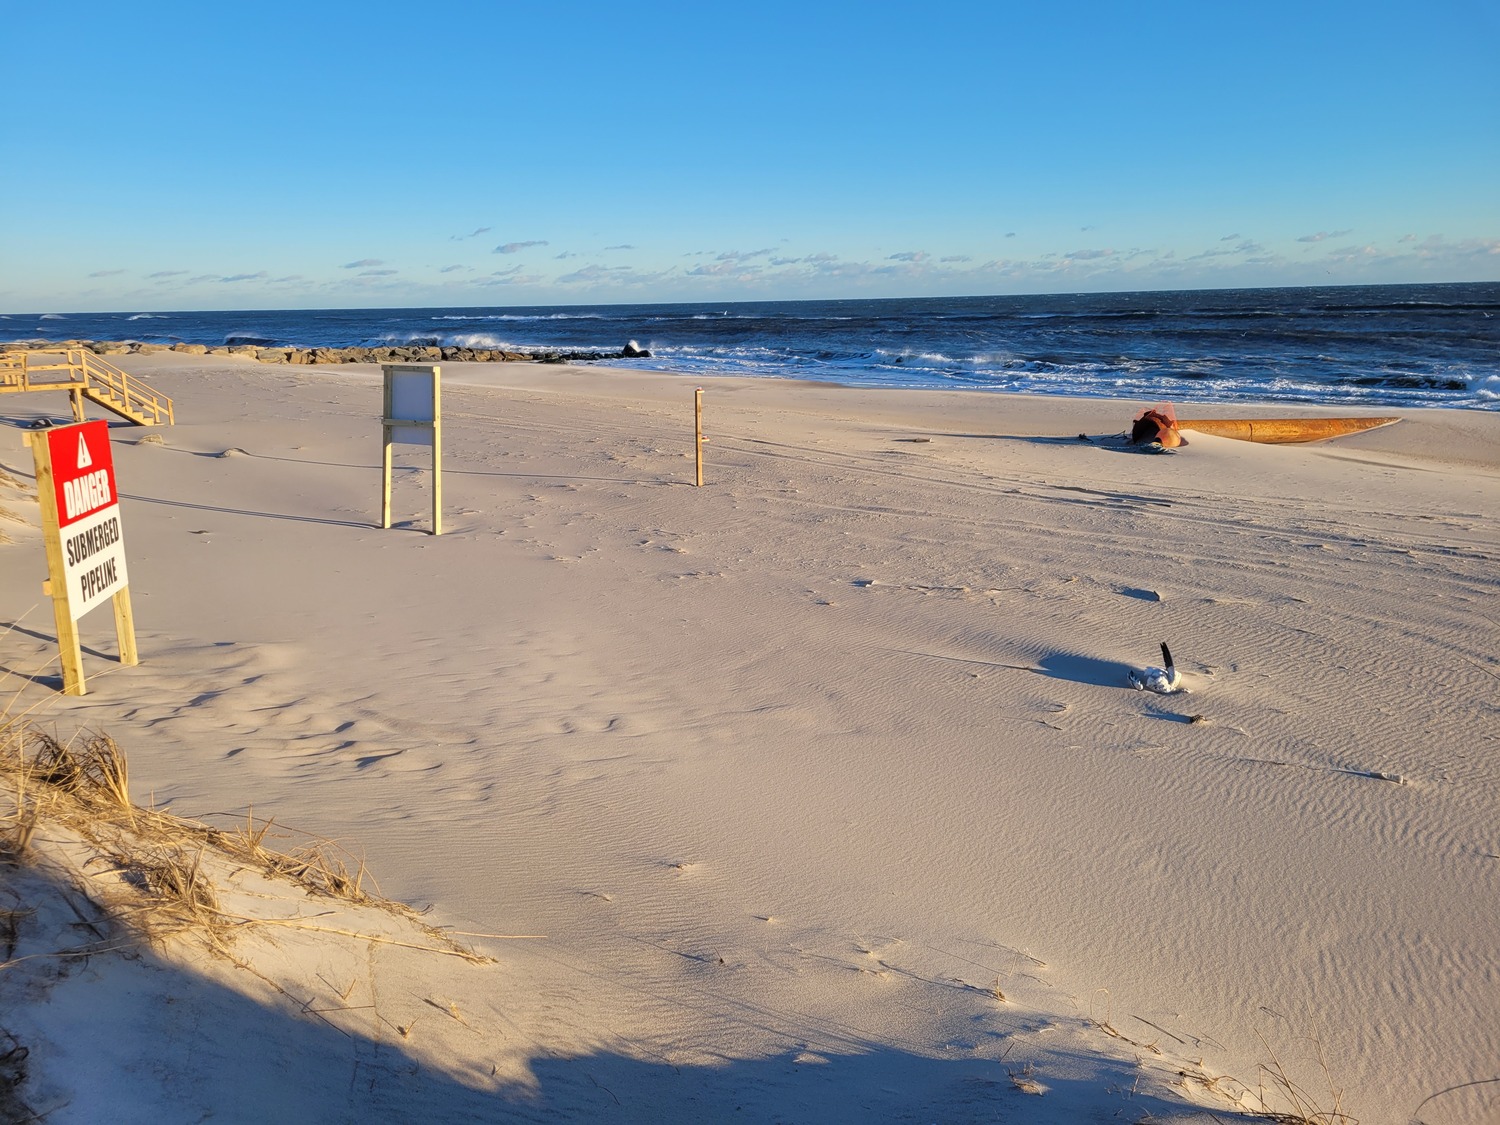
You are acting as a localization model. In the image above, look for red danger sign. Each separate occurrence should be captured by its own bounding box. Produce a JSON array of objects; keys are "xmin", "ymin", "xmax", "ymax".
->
[
  {"xmin": 26, "ymin": 413, "xmax": 141, "ymax": 695},
  {"xmin": 48, "ymin": 420, "xmax": 118, "ymax": 529},
  {"xmin": 40, "ymin": 420, "xmax": 129, "ymax": 620}
]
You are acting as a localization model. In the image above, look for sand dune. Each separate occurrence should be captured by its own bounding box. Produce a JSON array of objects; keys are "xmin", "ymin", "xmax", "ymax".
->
[{"xmin": 3, "ymin": 352, "xmax": 1497, "ymax": 1123}]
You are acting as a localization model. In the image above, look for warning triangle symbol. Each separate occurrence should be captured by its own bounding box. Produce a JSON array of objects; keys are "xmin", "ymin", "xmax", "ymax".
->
[{"xmin": 77, "ymin": 432, "xmax": 94, "ymax": 469}]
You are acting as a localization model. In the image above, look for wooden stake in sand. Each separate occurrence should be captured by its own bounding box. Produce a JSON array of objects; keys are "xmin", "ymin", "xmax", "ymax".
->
[
  {"xmin": 695, "ymin": 386, "xmax": 705, "ymax": 487},
  {"xmin": 380, "ymin": 364, "xmax": 443, "ymax": 535},
  {"xmin": 24, "ymin": 420, "xmax": 139, "ymax": 695}
]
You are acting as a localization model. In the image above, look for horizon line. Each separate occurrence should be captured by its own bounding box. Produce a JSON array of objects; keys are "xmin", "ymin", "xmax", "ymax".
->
[{"xmin": 4, "ymin": 277, "xmax": 1497, "ymax": 319}]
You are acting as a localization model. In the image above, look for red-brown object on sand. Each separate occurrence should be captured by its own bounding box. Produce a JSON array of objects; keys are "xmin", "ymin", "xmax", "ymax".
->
[{"xmin": 1130, "ymin": 402, "xmax": 1187, "ymax": 447}]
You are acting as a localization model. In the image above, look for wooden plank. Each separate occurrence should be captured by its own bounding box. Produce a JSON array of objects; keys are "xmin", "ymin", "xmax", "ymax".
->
[
  {"xmin": 381, "ymin": 369, "xmax": 395, "ymax": 528},
  {"xmin": 694, "ymin": 387, "xmax": 704, "ymax": 487},
  {"xmin": 113, "ymin": 587, "xmax": 140, "ymax": 666},
  {"xmin": 431, "ymin": 373, "xmax": 442, "ymax": 536},
  {"xmin": 0, "ymin": 378, "xmax": 89, "ymax": 393}
]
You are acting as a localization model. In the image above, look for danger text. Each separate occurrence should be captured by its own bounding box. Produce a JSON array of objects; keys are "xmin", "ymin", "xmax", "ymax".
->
[{"xmin": 63, "ymin": 469, "xmax": 114, "ymax": 521}]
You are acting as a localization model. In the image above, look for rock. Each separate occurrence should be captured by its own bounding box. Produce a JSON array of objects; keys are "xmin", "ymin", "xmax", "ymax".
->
[{"xmin": 9, "ymin": 338, "xmax": 636, "ymax": 368}]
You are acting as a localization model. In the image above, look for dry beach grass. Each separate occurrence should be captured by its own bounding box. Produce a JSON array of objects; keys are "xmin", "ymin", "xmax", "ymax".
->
[{"xmin": 0, "ymin": 710, "xmax": 500, "ymax": 1122}]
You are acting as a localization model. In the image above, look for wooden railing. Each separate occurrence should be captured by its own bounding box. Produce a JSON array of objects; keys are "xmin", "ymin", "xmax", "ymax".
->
[
  {"xmin": 0, "ymin": 348, "xmax": 174, "ymax": 425},
  {"xmin": 78, "ymin": 350, "xmax": 174, "ymax": 425},
  {"xmin": 0, "ymin": 350, "xmax": 53, "ymax": 391}
]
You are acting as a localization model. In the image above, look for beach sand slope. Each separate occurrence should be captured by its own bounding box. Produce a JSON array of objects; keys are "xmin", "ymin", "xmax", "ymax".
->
[{"xmin": 2, "ymin": 354, "xmax": 1497, "ymax": 1123}]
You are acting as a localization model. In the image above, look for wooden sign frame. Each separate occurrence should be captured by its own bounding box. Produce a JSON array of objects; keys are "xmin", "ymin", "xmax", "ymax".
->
[
  {"xmin": 380, "ymin": 364, "xmax": 442, "ymax": 535},
  {"xmin": 25, "ymin": 420, "xmax": 139, "ymax": 695}
]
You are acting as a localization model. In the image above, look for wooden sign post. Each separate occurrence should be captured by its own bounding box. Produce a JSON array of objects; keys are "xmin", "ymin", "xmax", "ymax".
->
[
  {"xmin": 25, "ymin": 420, "xmax": 138, "ymax": 695},
  {"xmin": 381, "ymin": 364, "xmax": 442, "ymax": 535},
  {"xmin": 694, "ymin": 386, "xmax": 704, "ymax": 487}
]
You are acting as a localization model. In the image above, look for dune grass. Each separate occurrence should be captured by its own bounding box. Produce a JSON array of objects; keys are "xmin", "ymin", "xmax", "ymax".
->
[
  {"xmin": 1250, "ymin": 1025, "xmax": 1358, "ymax": 1125},
  {"xmin": 0, "ymin": 717, "xmax": 483, "ymax": 959}
]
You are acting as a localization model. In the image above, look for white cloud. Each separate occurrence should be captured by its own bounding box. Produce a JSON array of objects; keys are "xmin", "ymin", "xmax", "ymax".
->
[
  {"xmin": 715, "ymin": 248, "xmax": 775, "ymax": 263},
  {"xmin": 479, "ymin": 272, "xmax": 545, "ymax": 286},
  {"xmin": 1411, "ymin": 234, "xmax": 1500, "ymax": 259},
  {"xmin": 1296, "ymin": 230, "xmax": 1353, "ymax": 244},
  {"xmin": 1188, "ymin": 239, "xmax": 1265, "ymax": 261},
  {"xmin": 558, "ymin": 264, "xmax": 623, "ymax": 284}
]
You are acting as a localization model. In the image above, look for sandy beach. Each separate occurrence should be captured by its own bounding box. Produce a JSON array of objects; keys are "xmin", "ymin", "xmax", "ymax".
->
[{"xmin": 3, "ymin": 352, "xmax": 1498, "ymax": 1124}]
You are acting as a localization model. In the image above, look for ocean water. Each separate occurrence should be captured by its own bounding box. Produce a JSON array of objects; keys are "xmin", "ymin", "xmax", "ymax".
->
[{"xmin": 4, "ymin": 283, "xmax": 1497, "ymax": 410}]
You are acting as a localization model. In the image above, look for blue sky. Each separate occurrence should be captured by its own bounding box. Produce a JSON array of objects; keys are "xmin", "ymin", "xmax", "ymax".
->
[{"xmin": 4, "ymin": 1, "xmax": 1496, "ymax": 312}]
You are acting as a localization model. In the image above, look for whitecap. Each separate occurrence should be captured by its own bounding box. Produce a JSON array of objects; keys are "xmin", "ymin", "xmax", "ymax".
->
[
  {"xmin": 447, "ymin": 333, "xmax": 510, "ymax": 349},
  {"xmin": 430, "ymin": 312, "xmax": 605, "ymax": 322}
]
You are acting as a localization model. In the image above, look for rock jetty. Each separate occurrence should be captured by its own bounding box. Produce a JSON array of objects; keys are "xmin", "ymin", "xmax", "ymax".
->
[{"xmin": 0, "ymin": 340, "xmax": 651, "ymax": 364}]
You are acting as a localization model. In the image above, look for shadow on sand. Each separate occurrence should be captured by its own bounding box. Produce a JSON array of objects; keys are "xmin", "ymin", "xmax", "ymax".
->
[
  {"xmin": 0, "ymin": 862, "xmax": 1250, "ymax": 1125},
  {"xmin": 0, "ymin": 619, "xmax": 118, "ymax": 687},
  {"xmin": 1030, "ymin": 651, "xmax": 1132, "ymax": 689}
]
